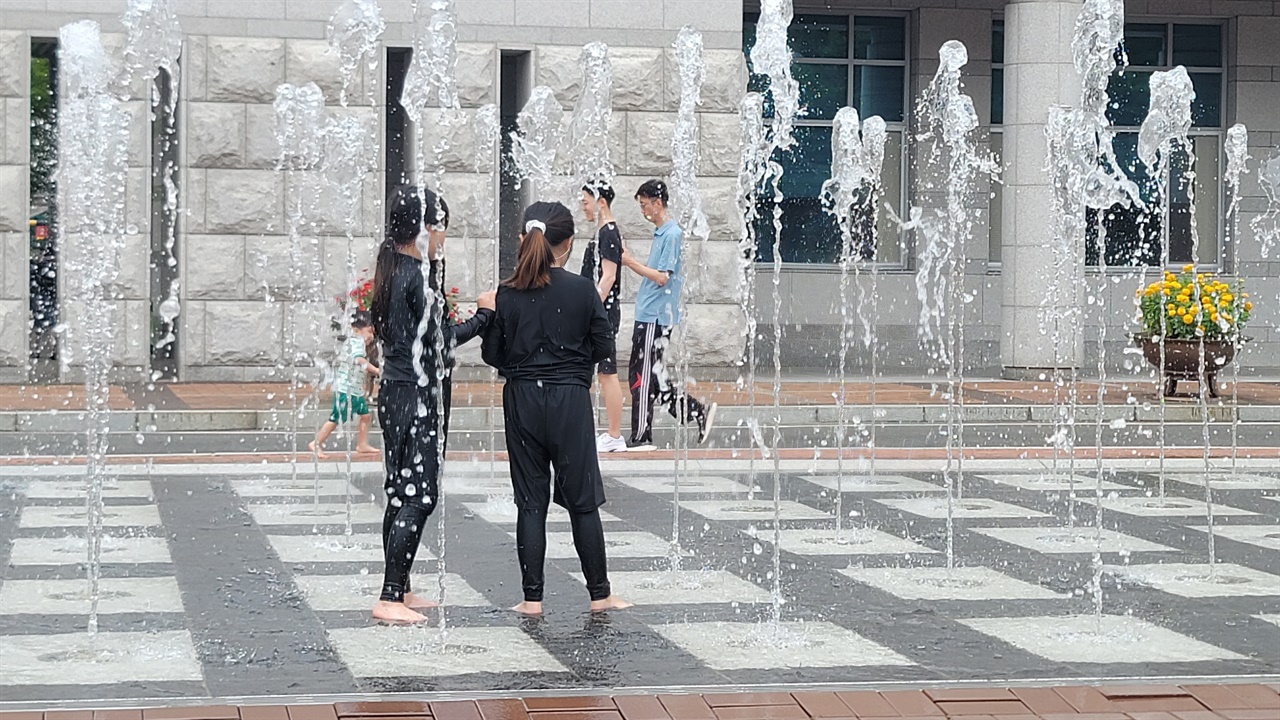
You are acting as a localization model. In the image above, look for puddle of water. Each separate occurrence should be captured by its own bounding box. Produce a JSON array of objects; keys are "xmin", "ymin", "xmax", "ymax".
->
[{"xmin": 1172, "ymin": 573, "xmax": 1253, "ymax": 586}]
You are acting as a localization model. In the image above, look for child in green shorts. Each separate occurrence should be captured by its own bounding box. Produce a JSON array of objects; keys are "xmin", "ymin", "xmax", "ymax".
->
[{"xmin": 310, "ymin": 312, "xmax": 379, "ymax": 458}]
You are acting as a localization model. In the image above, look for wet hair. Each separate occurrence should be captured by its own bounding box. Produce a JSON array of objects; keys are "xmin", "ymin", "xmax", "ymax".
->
[
  {"xmin": 582, "ymin": 183, "xmax": 615, "ymax": 206},
  {"xmin": 635, "ymin": 179, "xmax": 669, "ymax": 206},
  {"xmin": 370, "ymin": 185, "xmax": 450, "ymax": 342},
  {"xmin": 503, "ymin": 201, "xmax": 575, "ymax": 291},
  {"xmin": 351, "ymin": 310, "xmax": 371, "ymax": 330}
]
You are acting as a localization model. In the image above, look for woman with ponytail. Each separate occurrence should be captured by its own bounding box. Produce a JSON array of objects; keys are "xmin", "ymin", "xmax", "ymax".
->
[
  {"xmin": 368, "ymin": 185, "xmax": 496, "ymax": 624},
  {"xmin": 481, "ymin": 201, "xmax": 631, "ymax": 616}
]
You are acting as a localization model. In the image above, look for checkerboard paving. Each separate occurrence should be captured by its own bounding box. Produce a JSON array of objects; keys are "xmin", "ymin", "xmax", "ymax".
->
[{"xmin": 0, "ymin": 461, "xmax": 1277, "ymax": 701}]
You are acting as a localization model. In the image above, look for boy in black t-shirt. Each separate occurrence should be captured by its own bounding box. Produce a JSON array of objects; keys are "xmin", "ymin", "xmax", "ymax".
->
[{"xmin": 579, "ymin": 183, "xmax": 627, "ymax": 453}]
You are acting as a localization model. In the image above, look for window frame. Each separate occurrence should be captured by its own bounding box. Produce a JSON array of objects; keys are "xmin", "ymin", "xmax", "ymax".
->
[
  {"xmin": 988, "ymin": 16, "xmax": 1004, "ymax": 273},
  {"xmin": 1094, "ymin": 18, "xmax": 1227, "ymax": 274},
  {"xmin": 745, "ymin": 10, "xmax": 913, "ymax": 272}
]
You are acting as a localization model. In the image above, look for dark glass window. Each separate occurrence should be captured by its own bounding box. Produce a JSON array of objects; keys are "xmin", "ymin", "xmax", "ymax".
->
[
  {"xmin": 742, "ymin": 14, "xmax": 907, "ymax": 264},
  {"xmin": 1172, "ymin": 24, "xmax": 1222, "ymax": 67}
]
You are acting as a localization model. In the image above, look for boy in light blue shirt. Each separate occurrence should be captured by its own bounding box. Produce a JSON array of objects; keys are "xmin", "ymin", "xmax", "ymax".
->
[{"xmin": 620, "ymin": 180, "xmax": 716, "ymax": 450}]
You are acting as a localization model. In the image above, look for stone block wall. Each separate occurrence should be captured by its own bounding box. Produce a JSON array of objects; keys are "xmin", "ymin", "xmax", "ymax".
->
[
  {"xmin": 180, "ymin": 34, "xmax": 379, "ymax": 381},
  {"xmin": 0, "ymin": 31, "xmax": 27, "ymax": 381}
]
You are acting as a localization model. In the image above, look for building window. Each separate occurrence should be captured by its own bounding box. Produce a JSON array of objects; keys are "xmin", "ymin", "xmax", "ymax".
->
[
  {"xmin": 1087, "ymin": 22, "xmax": 1224, "ymax": 267},
  {"xmin": 988, "ymin": 18, "xmax": 1003, "ymax": 269},
  {"xmin": 743, "ymin": 13, "xmax": 907, "ymax": 265}
]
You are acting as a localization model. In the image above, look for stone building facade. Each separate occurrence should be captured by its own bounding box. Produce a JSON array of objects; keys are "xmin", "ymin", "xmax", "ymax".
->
[{"xmin": 0, "ymin": 0, "xmax": 1278, "ymax": 383}]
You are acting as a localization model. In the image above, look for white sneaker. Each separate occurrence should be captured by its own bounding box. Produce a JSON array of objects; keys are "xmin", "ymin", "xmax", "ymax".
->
[{"xmin": 596, "ymin": 433, "xmax": 628, "ymax": 453}]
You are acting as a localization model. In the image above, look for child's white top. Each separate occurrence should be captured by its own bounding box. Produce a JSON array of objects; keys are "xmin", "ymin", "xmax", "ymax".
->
[{"xmin": 334, "ymin": 336, "xmax": 368, "ymax": 397}]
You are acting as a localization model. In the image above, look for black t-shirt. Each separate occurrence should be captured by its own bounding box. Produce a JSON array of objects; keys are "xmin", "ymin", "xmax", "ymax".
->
[
  {"xmin": 481, "ymin": 268, "xmax": 614, "ymax": 387},
  {"xmin": 378, "ymin": 255, "xmax": 492, "ymax": 384},
  {"xmin": 579, "ymin": 221, "xmax": 622, "ymax": 328}
]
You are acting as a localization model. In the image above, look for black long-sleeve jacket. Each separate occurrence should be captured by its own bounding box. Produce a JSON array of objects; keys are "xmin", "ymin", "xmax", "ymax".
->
[
  {"xmin": 481, "ymin": 267, "xmax": 613, "ymax": 387},
  {"xmin": 380, "ymin": 256, "xmax": 493, "ymax": 384}
]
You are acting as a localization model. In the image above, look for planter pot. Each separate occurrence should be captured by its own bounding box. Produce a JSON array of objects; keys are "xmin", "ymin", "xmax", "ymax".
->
[{"xmin": 1132, "ymin": 334, "xmax": 1243, "ymax": 398}]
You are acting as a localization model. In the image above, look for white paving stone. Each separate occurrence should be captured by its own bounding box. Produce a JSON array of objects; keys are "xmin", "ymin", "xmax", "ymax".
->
[
  {"xmin": 1189, "ymin": 525, "xmax": 1280, "ymax": 552},
  {"xmin": 22, "ymin": 480, "xmax": 153, "ymax": 500},
  {"xmin": 0, "ymin": 631, "xmax": 203, "ymax": 685},
  {"xmin": 960, "ymin": 615, "xmax": 1245, "ymax": 663},
  {"xmin": 230, "ymin": 477, "xmax": 363, "ymax": 497},
  {"xmin": 1257, "ymin": 614, "xmax": 1280, "ymax": 630},
  {"xmin": 679, "ymin": 499, "xmax": 831, "ymax": 522},
  {"xmin": 462, "ymin": 498, "xmax": 622, "ymax": 525},
  {"xmin": 654, "ymin": 621, "xmax": 914, "ymax": 669},
  {"xmin": 799, "ymin": 474, "xmax": 944, "ymax": 494},
  {"xmin": 876, "ymin": 497, "xmax": 1049, "ymax": 519},
  {"xmin": 840, "ymin": 566, "xmax": 1066, "ymax": 600},
  {"xmin": 247, "ymin": 502, "xmax": 383, "ymax": 527},
  {"xmin": 327, "ymin": 625, "xmax": 567, "ymax": 677},
  {"xmin": 611, "ymin": 475, "xmax": 752, "ymax": 494},
  {"xmin": 1167, "ymin": 473, "xmax": 1280, "ymax": 490},
  {"xmin": 442, "ymin": 473, "xmax": 513, "ymax": 496},
  {"xmin": 20, "ymin": 504, "xmax": 163, "ymax": 529},
  {"xmin": 1104, "ymin": 496, "xmax": 1254, "ymax": 517},
  {"xmin": 1105, "ymin": 563, "xmax": 1280, "ymax": 597},
  {"xmin": 515, "ymin": 530, "xmax": 680, "ymax": 559},
  {"xmin": 0, "ymin": 577, "xmax": 184, "ymax": 615},
  {"xmin": 970, "ymin": 527, "xmax": 1175, "ymax": 554},
  {"xmin": 267, "ymin": 533, "xmax": 404, "ymax": 563},
  {"xmin": 976, "ymin": 473, "xmax": 1129, "ymax": 492},
  {"xmin": 768, "ymin": 527, "xmax": 937, "ymax": 556},
  {"xmin": 294, "ymin": 573, "xmax": 489, "ymax": 610},
  {"xmin": 8, "ymin": 536, "xmax": 172, "ymax": 566},
  {"xmin": 571, "ymin": 570, "xmax": 771, "ymax": 605}
]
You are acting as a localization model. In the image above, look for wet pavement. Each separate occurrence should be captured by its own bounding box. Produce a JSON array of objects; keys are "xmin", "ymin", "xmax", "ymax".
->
[{"xmin": 1, "ymin": 456, "xmax": 1278, "ymax": 702}]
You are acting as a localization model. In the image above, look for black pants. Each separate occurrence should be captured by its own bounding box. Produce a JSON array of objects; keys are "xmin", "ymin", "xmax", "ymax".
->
[
  {"xmin": 628, "ymin": 321, "xmax": 708, "ymax": 445},
  {"xmin": 503, "ymin": 380, "xmax": 611, "ymax": 603},
  {"xmin": 377, "ymin": 378, "xmax": 451, "ymax": 602}
]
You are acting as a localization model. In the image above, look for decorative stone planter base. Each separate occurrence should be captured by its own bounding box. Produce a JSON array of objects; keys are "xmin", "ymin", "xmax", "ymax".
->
[{"xmin": 1133, "ymin": 335, "xmax": 1240, "ymax": 398}]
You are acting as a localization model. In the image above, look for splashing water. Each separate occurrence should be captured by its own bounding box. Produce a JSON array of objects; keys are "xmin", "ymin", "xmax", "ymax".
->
[
  {"xmin": 666, "ymin": 25, "xmax": 708, "ymax": 572},
  {"xmin": 1252, "ymin": 151, "xmax": 1280, "ymax": 259},
  {"xmin": 821, "ymin": 107, "xmax": 887, "ymax": 541},
  {"xmin": 913, "ymin": 40, "xmax": 996, "ymax": 570},
  {"xmin": 1139, "ymin": 67, "xmax": 1194, "ymax": 505},
  {"xmin": 273, "ymin": 82, "xmax": 328, "ymax": 518},
  {"xmin": 510, "ymin": 86, "xmax": 566, "ymax": 198},
  {"xmin": 567, "ymin": 42, "xmax": 614, "ymax": 194},
  {"xmin": 325, "ymin": 0, "xmax": 385, "ymax": 107},
  {"xmin": 322, "ymin": 111, "xmax": 377, "ymax": 538},
  {"xmin": 735, "ymin": 93, "xmax": 768, "ymax": 499},
  {"xmin": 749, "ymin": 0, "xmax": 799, "ymax": 150},
  {"xmin": 400, "ymin": 0, "xmax": 462, "ymax": 637},
  {"xmin": 474, "ymin": 103, "xmax": 502, "ymax": 485},
  {"xmin": 58, "ymin": 19, "xmax": 131, "ymax": 636},
  {"xmin": 1224, "ymin": 124, "xmax": 1250, "ymax": 523},
  {"xmin": 750, "ymin": 0, "xmax": 801, "ymax": 627}
]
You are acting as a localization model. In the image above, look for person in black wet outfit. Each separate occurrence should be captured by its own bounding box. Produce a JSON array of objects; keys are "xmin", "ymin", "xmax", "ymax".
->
[
  {"xmin": 368, "ymin": 185, "xmax": 496, "ymax": 624},
  {"xmin": 481, "ymin": 201, "xmax": 633, "ymax": 616}
]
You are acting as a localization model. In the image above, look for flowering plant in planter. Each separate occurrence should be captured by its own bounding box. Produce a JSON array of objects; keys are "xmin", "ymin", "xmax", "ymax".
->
[{"xmin": 1137, "ymin": 264, "xmax": 1253, "ymax": 340}]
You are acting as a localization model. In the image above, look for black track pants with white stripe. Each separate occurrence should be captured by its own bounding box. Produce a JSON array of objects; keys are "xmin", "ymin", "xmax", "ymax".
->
[{"xmin": 627, "ymin": 321, "xmax": 707, "ymax": 445}]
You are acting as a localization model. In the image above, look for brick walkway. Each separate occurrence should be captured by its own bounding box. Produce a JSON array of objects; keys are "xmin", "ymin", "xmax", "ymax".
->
[
  {"xmin": 3, "ymin": 380, "xmax": 1279, "ymax": 412},
  {"xmin": 5, "ymin": 685, "xmax": 1280, "ymax": 720}
]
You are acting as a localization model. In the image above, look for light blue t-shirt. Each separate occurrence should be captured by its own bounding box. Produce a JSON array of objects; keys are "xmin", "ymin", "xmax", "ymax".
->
[{"xmin": 634, "ymin": 219, "xmax": 684, "ymax": 325}]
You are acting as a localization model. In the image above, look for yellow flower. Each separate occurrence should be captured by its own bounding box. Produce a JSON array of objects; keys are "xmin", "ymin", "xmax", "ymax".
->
[
  {"xmin": 1245, "ymin": 302, "xmax": 1253, "ymax": 311},
  {"xmin": 1182, "ymin": 314, "xmax": 1195, "ymax": 324},
  {"xmin": 1168, "ymin": 308, "xmax": 1178, "ymax": 317},
  {"xmin": 1222, "ymin": 293, "xmax": 1233, "ymax": 302}
]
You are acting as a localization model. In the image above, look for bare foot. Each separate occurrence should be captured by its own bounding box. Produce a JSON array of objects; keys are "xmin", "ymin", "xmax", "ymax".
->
[
  {"xmin": 372, "ymin": 600, "xmax": 426, "ymax": 624},
  {"xmin": 403, "ymin": 592, "xmax": 439, "ymax": 610},
  {"xmin": 511, "ymin": 600, "xmax": 543, "ymax": 616},
  {"xmin": 308, "ymin": 441, "xmax": 329, "ymax": 460},
  {"xmin": 355, "ymin": 444, "xmax": 379, "ymax": 454},
  {"xmin": 589, "ymin": 595, "xmax": 634, "ymax": 612}
]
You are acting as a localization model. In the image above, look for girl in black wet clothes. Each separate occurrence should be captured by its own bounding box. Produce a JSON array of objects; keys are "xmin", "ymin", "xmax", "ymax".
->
[
  {"xmin": 368, "ymin": 185, "xmax": 496, "ymax": 624},
  {"xmin": 481, "ymin": 201, "xmax": 632, "ymax": 616}
]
